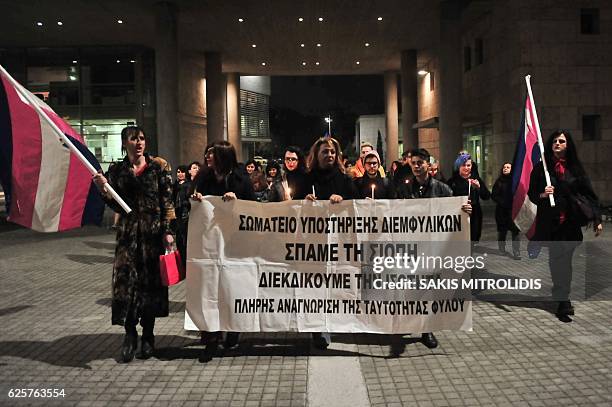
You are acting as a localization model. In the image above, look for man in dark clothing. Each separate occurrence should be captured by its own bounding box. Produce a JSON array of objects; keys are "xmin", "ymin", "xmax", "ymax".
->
[
  {"xmin": 353, "ymin": 150, "xmax": 395, "ymax": 199},
  {"xmin": 393, "ymin": 149, "xmax": 413, "ymax": 188},
  {"xmin": 394, "ymin": 148, "xmax": 472, "ymax": 353}
]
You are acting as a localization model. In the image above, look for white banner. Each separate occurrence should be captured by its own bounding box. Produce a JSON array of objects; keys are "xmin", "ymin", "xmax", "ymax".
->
[{"xmin": 185, "ymin": 196, "xmax": 472, "ymax": 333}]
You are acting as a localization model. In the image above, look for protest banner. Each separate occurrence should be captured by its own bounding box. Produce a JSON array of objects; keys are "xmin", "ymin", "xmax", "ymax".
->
[{"xmin": 185, "ymin": 196, "xmax": 472, "ymax": 334}]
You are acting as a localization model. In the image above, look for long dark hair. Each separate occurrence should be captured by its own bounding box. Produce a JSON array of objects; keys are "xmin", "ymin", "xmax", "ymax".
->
[
  {"xmin": 207, "ymin": 141, "xmax": 238, "ymax": 176},
  {"xmin": 544, "ymin": 130, "xmax": 585, "ymax": 177},
  {"xmin": 120, "ymin": 125, "xmax": 145, "ymax": 156}
]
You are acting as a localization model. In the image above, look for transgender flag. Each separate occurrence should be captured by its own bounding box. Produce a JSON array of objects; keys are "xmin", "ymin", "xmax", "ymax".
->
[
  {"xmin": 0, "ymin": 67, "xmax": 104, "ymax": 232},
  {"xmin": 511, "ymin": 94, "xmax": 542, "ymax": 239}
]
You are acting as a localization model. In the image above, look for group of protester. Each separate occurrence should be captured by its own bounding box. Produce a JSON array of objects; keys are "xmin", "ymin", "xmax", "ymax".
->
[{"xmin": 93, "ymin": 126, "xmax": 603, "ymax": 364}]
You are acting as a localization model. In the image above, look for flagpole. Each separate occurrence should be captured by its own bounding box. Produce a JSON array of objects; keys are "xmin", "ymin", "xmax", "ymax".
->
[
  {"xmin": 0, "ymin": 64, "xmax": 132, "ymax": 214},
  {"xmin": 525, "ymin": 75, "xmax": 555, "ymax": 207}
]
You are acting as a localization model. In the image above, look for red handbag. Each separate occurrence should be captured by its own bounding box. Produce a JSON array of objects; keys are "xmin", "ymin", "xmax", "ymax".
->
[{"xmin": 159, "ymin": 249, "xmax": 184, "ymax": 286}]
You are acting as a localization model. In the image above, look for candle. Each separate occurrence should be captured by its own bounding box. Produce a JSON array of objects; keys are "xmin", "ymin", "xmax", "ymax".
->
[
  {"xmin": 312, "ymin": 185, "xmax": 316, "ymax": 198},
  {"xmin": 467, "ymin": 179, "xmax": 471, "ymax": 198},
  {"xmin": 371, "ymin": 184, "xmax": 375, "ymax": 200}
]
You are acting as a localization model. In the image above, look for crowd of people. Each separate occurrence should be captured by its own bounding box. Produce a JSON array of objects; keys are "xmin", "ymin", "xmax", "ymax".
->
[{"xmin": 93, "ymin": 126, "xmax": 603, "ymax": 363}]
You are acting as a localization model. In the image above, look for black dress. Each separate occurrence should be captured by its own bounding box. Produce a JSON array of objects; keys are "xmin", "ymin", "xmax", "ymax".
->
[
  {"xmin": 447, "ymin": 174, "xmax": 490, "ymax": 242},
  {"xmin": 491, "ymin": 174, "xmax": 520, "ymax": 254}
]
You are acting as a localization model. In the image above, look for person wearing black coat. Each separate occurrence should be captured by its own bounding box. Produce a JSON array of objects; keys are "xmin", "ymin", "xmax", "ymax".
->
[
  {"xmin": 528, "ymin": 131, "xmax": 603, "ymax": 321},
  {"xmin": 353, "ymin": 150, "xmax": 396, "ymax": 199},
  {"xmin": 268, "ymin": 146, "xmax": 309, "ymax": 202},
  {"xmin": 191, "ymin": 141, "xmax": 256, "ymax": 362},
  {"xmin": 304, "ymin": 137, "xmax": 355, "ymax": 349},
  {"xmin": 491, "ymin": 162, "xmax": 521, "ymax": 259},
  {"xmin": 173, "ymin": 165, "xmax": 191, "ymax": 267},
  {"xmin": 447, "ymin": 153, "xmax": 491, "ymax": 243}
]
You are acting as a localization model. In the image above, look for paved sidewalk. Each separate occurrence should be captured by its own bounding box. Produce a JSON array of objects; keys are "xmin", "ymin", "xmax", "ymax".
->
[{"xmin": 0, "ymin": 207, "xmax": 611, "ymax": 406}]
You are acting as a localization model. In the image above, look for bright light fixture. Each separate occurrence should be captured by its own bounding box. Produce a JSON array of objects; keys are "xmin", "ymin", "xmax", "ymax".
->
[
  {"xmin": 238, "ymin": 18, "xmax": 244, "ymax": 22},
  {"xmin": 418, "ymin": 70, "xmax": 428, "ymax": 75},
  {"xmin": 72, "ymin": 60, "xmax": 77, "ymax": 64},
  {"xmin": 317, "ymin": 43, "xmax": 321, "ymax": 47},
  {"xmin": 318, "ymin": 17, "xmax": 324, "ymax": 22},
  {"xmin": 315, "ymin": 62, "xmax": 320, "ymax": 65},
  {"xmin": 298, "ymin": 17, "xmax": 303, "ymax": 22},
  {"xmin": 116, "ymin": 59, "xmax": 121, "ymax": 63},
  {"xmin": 261, "ymin": 62, "xmax": 266, "ymax": 66},
  {"xmin": 300, "ymin": 43, "xmax": 305, "ymax": 47},
  {"xmin": 356, "ymin": 61, "xmax": 360, "ymax": 65},
  {"xmin": 377, "ymin": 17, "xmax": 383, "ymax": 21},
  {"xmin": 302, "ymin": 62, "xmax": 307, "ymax": 66},
  {"xmin": 251, "ymin": 44, "xmax": 257, "ymax": 48},
  {"xmin": 130, "ymin": 60, "xmax": 135, "ymax": 63},
  {"xmin": 36, "ymin": 22, "xmax": 43, "ymax": 26},
  {"xmin": 365, "ymin": 42, "xmax": 370, "ymax": 47},
  {"xmin": 57, "ymin": 21, "xmax": 63, "ymax": 26},
  {"xmin": 117, "ymin": 19, "xmax": 123, "ymax": 24}
]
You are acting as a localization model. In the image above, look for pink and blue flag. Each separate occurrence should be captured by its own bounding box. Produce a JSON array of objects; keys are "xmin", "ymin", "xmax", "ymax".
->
[
  {"xmin": 511, "ymin": 95, "xmax": 541, "ymax": 239},
  {"xmin": 0, "ymin": 68, "xmax": 104, "ymax": 232}
]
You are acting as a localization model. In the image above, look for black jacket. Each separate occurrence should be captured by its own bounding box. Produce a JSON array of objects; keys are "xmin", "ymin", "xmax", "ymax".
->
[
  {"xmin": 396, "ymin": 176, "xmax": 452, "ymax": 199},
  {"xmin": 447, "ymin": 174, "xmax": 490, "ymax": 206},
  {"xmin": 268, "ymin": 169, "xmax": 309, "ymax": 202},
  {"xmin": 307, "ymin": 167, "xmax": 355, "ymax": 200},
  {"xmin": 528, "ymin": 161, "xmax": 601, "ymax": 241},
  {"xmin": 193, "ymin": 168, "xmax": 256, "ymax": 201},
  {"xmin": 353, "ymin": 174, "xmax": 396, "ymax": 199}
]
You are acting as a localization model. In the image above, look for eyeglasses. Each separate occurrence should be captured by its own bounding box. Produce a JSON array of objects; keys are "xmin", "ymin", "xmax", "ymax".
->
[
  {"xmin": 553, "ymin": 139, "xmax": 566, "ymax": 144},
  {"xmin": 365, "ymin": 161, "xmax": 379, "ymax": 166},
  {"xmin": 284, "ymin": 157, "xmax": 298, "ymax": 162}
]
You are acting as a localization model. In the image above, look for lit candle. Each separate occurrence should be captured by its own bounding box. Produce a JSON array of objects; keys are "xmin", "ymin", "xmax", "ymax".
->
[
  {"xmin": 312, "ymin": 185, "xmax": 316, "ymax": 197},
  {"xmin": 371, "ymin": 184, "xmax": 375, "ymax": 200}
]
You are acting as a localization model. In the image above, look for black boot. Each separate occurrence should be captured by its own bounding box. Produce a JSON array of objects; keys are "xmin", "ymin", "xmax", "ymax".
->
[
  {"xmin": 223, "ymin": 332, "xmax": 240, "ymax": 350},
  {"xmin": 556, "ymin": 301, "xmax": 575, "ymax": 319},
  {"xmin": 199, "ymin": 332, "xmax": 219, "ymax": 363},
  {"xmin": 137, "ymin": 317, "xmax": 155, "ymax": 359},
  {"xmin": 120, "ymin": 327, "xmax": 137, "ymax": 363}
]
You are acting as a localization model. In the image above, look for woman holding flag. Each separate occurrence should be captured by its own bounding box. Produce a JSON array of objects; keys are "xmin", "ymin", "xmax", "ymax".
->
[
  {"xmin": 528, "ymin": 131, "xmax": 603, "ymax": 321},
  {"xmin": 93, "ymin": 126, "xmax": 176, "ymax": 363}
]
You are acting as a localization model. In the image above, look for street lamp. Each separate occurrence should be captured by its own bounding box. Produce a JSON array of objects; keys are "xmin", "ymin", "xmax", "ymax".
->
[{"xmin": 324, "ymin": 115, "xmax": 332, "ymax": 136}]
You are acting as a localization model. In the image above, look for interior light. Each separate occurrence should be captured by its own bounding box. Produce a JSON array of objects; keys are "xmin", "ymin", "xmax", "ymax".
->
[
  {"xmin": 302, "ymin": 62, "xmax": 307, "ymax": 66},
  {"xmin": 238, "ymin": 18, "xmax": 244, "ymax": 22},
  {"xmin": 418, "ymin": 70, "xmax": 428, "ymax": 76},
  {"xmin": 72, "ymin": 60, "xmax": 77, "ymax": 64},
  {"xmin": 252, "ymin": 44, "xmax": 257, "ymax": 48},
  {"xmin": 318, "ymin": 17, "xmax": 324, "ymax": 22},
  {"xmin": 365, "ymin": 42, "xmax": 370, "ymax": 47},
  {"xmin": 57, "ymin": 21, "xmax": 63, "ymax": 26},
  {"xmin": 356, "ymin": 61, "xmax": 360, "ymax": 65},
  {"xmin": 261, "ymin": 62, "xmax": 266, "ymax": 66},
  {"xmin": 298, "ymin": 17, "xmax": 303, "ymax": 22},
  {"xmin": 130, "ymin": 60, "xmax": 136, "ymax": 63},
  {"xmin": 36, "ymin": 22, "xmax": 43, "ymax": 27},
  {"xmin": 377, "ymin": 17, "xmax": 383, "ymax": 21},
  {"xmin": 317, "ymin": 43, "xmax": 321, "ymax": 47},
  {"xmin": 116, "ymin": 59, "xmax": 121, "ymax": 63},
  {"xmin": 117, "ymin": 19, "xmax": 123, "ymax": 24},
  {"xmin": 300, "ymin": 43, "xmax": 305, "ymax": 47},
  {"xmin": 315, "ymin": 62, "xmax": 320, "ymax": 65}
]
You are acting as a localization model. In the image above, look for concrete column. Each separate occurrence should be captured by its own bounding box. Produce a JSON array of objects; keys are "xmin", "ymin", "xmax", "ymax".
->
[
  {"xmin": 154, "ymin": 1, "xmax": 179, "ymax": 167},
  {"xmin": 438, "ymin": 0, "xmax": 464, "ymax": 175},
  {"xmin": 177, "ymin": 52, "xmax": 206, "ymax": 164},
  {"xmin": 384, "ymin": 71, "xmax": 399, "ymax": 168},
  {"xmin": 205, "ymin": 52, "xmax": 226, "ymax": 144},
  {"xmin": 401, "ymin": 50, "xmax": 419, "ymax": 151},
  {"xmin": 226, "ymin": 72, "xmax": 241, "ymax": 161}
]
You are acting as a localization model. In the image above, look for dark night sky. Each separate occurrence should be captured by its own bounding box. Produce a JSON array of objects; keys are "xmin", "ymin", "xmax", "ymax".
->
[{"xmin": 270, "ymin": 75, "xmax": 384, "ymax": 157}]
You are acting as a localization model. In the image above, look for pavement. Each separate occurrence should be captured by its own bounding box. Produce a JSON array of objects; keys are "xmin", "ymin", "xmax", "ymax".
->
[{"xmin": 0, "ymin": 204, "xmax": 611, "ymax": 406}]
